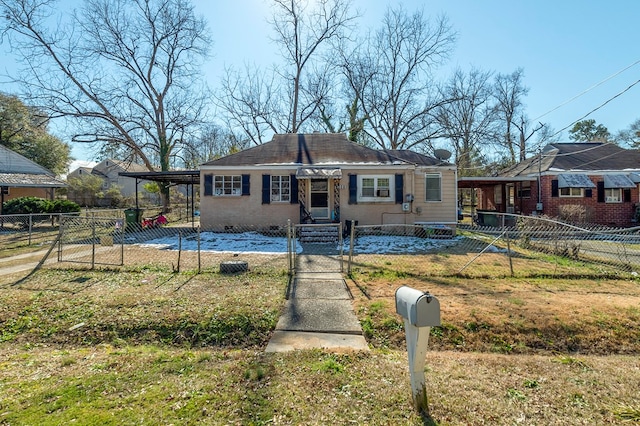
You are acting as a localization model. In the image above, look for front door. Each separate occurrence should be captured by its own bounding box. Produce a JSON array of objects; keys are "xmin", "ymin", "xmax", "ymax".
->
[{"xmin": 309, "ymin": 179, "xmax": 330, "ymax": 219}]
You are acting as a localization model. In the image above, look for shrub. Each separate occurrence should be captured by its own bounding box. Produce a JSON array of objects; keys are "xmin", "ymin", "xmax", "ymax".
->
[
  {"xmin": 2, "ymin": 197, "xmax": 80, "ymax": 214},
  {"xmin": 49, "ymin": 199, "xmax": 81, "ymax": 213}
]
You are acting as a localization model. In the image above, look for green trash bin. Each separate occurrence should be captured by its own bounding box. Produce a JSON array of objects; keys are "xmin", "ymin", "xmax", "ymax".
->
[{"xmin": 124, "ymin": 208, "xmax": 144, "ymax": 229}]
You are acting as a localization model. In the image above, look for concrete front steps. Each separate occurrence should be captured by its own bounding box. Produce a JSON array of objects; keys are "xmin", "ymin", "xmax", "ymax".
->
[{"xmin": 298, "ymin": 224, "xmax": 340, "ymax": 244}]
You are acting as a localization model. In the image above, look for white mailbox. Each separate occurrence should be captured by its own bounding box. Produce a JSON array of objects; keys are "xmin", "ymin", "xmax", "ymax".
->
[{"xmin": 395, "ymin": 286, "xmax": 440, "ymax": 327}]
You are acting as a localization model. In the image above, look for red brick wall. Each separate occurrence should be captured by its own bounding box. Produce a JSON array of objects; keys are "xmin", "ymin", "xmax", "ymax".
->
[
  {"xmin": 474, "ymin": 176, "xmax": 638, "ymax": 227},
  {"xmin": 538, "ymin": 175, "xmax": 638, "ymax": 227}
]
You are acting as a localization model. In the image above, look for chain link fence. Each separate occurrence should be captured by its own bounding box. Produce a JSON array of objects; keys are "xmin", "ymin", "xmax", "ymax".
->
[
  {"xmin": 9, "ymin": 211, "xmax": 640, "ymax": 278},
  {"xmin": 0, "ymin": 213, "xmax": 63, "ymax": 250},
  {"xmin": 346, "ymin": 214, "xmax": 640, "ymax": 279}
]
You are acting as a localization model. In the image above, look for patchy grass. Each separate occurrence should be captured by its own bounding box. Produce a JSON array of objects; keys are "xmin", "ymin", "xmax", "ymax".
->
[
  {"xmin": 0, "ymin": 264, "xmax": 639, "ymax": 424},
  {"xmin": 347, "ymin": 272, "xmax": 640, "ymax": 355}
]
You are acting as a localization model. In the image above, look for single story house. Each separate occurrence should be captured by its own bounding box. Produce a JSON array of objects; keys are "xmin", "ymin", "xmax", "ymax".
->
[
  {"xmin": 199, "ymin": 133, "xmax": 458, "ymax": 230},
  {"xmin": 68, "ymin": 158, "xmax": 159, "ymax": 206},
  {"xmin": 459, "ymin": 142, "xmax": 640, "ymax": 227},
  {"xmin": 0, "ymin": 145, "xmax": 67, "ymax": 214}
]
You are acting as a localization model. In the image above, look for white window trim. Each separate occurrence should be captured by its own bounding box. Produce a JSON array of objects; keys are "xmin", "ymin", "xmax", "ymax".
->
[
  {"xmin": 357, "ymin": 175, "xmax": 394, "ymax": 202},
  {"xmin": 559, "ymin": 187, "xmax": 584, "ymax": 198},
  {"xmin": 214, "ymin": 175, "xmax": 242, "ymax": 196},
  {"xmin": 425, "ymin": 173, "xmax": 442, "ymax": 202},
  {"xmin": 271, "ymin": 175, "xmax": 291, "ymax": 203},
  {"xmin": 605, "ymin": 188, "xmax": 622, "ymax": 203}
]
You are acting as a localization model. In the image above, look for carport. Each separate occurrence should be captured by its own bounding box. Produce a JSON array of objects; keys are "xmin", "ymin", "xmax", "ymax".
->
[{"xmin": 118, "ymin": 170, "xmax": 200, "ymax": 226}]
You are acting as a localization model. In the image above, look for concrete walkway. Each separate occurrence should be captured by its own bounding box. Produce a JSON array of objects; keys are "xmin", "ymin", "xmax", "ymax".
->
[{"xmin": 265, "ymin": 248, "xmax": 369, "ymax": 352}]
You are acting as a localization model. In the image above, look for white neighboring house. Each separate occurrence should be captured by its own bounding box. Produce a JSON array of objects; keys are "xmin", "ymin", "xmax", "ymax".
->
[{"xmin": 67, "ymin": 159, "xmax": 158, "ymax": 206}]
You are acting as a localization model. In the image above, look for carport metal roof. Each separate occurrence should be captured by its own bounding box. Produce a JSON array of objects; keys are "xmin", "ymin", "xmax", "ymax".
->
[
  {"xmin": 118, "ymin": 170, "xmax": 199, "ymax": 185},
  {"xmin": 457, "ymin": 176, "xmax": 533, "ymax": 188}
]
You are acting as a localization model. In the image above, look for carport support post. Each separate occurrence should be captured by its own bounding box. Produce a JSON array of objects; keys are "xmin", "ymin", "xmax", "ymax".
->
[{"xmin": 403, "ymin": 320, "xmax": 431, "ymax": 414}]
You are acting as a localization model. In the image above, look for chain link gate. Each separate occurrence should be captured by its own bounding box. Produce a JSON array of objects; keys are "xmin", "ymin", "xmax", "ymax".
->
[
  {"xmin": 58, "ymin": 215, "xmax": 124, "ymax": 267},
  {"xmin": 288, "ymin": 222, "xmax": 344, "ymax": 275}
]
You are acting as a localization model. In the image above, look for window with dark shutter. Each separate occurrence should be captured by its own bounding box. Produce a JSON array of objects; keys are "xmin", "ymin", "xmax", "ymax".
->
[
  {"xmin": 597, "ymin": 181, "xmax": 605, "ymax": 203},
  {"xmin": 262, "ymin": 175, "xmax": 270, "ymax": 204},
  {"xmin": 204, "ymin": 174, "xmax": 213, "ymax": 196},
  {"xmin": 551, "ymin": 180, "xmax": 559, "ymax": 198},
  {"xmin": 290, "ymin": 175, "xmax": 299, "ymax": 204},
  {"xmin": 348, "ymin": 174, "xmax": 357, "ymax": 204},
  {"xmin": 395, "ymin": 174, "xmax": 403, "ymax": 204},
  {"xmin": 242, "ymin": 175, "xmax": 250, "ymax": 195}
]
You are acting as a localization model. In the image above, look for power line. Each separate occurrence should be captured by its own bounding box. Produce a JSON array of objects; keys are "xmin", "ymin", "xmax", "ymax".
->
[
  {"xmin": 550, "ymin": 78, "xmax": 640, "ymax": 139},
  {"xmin": 532, "ymin": 59, "xmax": 640, "ymax": 122}
]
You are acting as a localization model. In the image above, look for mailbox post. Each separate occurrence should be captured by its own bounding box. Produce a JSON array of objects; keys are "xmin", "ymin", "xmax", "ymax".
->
[{"xmin": 395, "ymin": 285, "xmax": 441, "ymax": 413}]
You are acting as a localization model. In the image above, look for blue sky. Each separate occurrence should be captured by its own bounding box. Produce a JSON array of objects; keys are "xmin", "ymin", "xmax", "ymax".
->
[
  {"xmin": 203, "ymin": 0, "xmax": 639, "ymax": 136},
  {"xmin": 2, "ymin": 0, "xmax": 639, "ymax": 162}
]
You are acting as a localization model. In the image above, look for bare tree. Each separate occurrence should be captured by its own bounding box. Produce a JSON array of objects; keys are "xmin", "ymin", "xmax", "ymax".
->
[
  {"xmin": 216, "ymin": 0, "xmax": 357, "ymax": 143},
  {"xmin": 494, "ymin": 68, "xmax": 530, "ymax": 164},
  {"xmin": 181, "ymin": 125, "xmax": 249, "ymax": 168},
  {"xmin": 434, "ymin": 68, "xmax": 498, "ymax": 176},
  {"xmin": 217, "ymin": 65, "xmax": 283, "ymax": 145},
  {"xmin": 270, "ymin": 0, "xmax": 357, "ymax": 132},
  {"xmin": 341, "ymin": 6, "xmax": 456, "ymax": 150},
  {"xmin": 1, "ymin": 0, "xmax": 211, "ymax": 208}
]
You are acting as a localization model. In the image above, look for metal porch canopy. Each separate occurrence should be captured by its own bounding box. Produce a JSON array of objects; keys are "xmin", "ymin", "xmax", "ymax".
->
[{"xmin": 457, "ymin": 176, "xmax": 533, "ymax": 188}]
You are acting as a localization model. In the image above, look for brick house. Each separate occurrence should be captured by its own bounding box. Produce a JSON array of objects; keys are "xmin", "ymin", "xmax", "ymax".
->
[
  {"xmin": 199, "ymin": 133, "xmax": 459, "ymax": 229},
  {"xmin": 458, "ymin": 142, "xmax": 640, "ymax": 227}
]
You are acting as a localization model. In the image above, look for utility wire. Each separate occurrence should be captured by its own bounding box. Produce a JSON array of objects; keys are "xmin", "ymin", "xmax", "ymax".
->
[
  {"xmin": 532, "ymin": 59, "xmax": 640, "ymax": 122},
  {"xmin": 550, "ymin": 78, "xmax": 640, "ymax": 139}
]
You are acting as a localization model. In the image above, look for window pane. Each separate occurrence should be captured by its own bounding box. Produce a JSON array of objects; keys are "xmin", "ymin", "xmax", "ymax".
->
[
  {"xmin": 270, "ymin": 175, "xmax": 290, "ymax": 202},
  {"xmin": 425, "ymin": 174, "xmax": 441, "ymax": 201}
]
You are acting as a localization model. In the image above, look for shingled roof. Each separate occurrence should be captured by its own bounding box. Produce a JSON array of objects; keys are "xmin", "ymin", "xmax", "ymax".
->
[
  {"xmin": 0, "ymin": 145, "xmax": 67, "ymax": 188},
  {"xmin": 501, "ymin": 142, "xmax": 640, "ymax": 177},
  {"xmin": 201, "ymin": 133, "xmax": 442, "ymax": 167}
]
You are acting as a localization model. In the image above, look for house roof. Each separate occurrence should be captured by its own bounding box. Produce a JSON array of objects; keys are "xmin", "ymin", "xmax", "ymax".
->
[
  {"xmin": 501, "ymin": 142, "xmax": 640, "ymax": 177},
  {"xmin": 94, "ymin": 159, "xmax": 149, "ymax": 173},
  {"xmin": 201, "ymin": 133, "xmax": 443, "ymax": 168},
  {"xmin": 0, "ymin": 145, "xmax": 67, "ymax": 188}
]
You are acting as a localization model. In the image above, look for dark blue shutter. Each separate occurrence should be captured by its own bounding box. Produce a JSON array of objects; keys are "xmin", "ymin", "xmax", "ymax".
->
[
  {"xmin": 262, "ymin": 175, "xmax": 271, "ymax": 204},
  {"xmin": 290, "ymin": 175, "xmax": 298, "ymax": 204},
  {"xmin": 349, "ymin": 174, "xmax": 357, "ymax": 204},
  {"xmin": 242, "ymin": 174, "xmax": 250, "ymax": 195},
  {"xmin": 624, "ymin": 188, "xmax": 631, "ymax": 202},
  {"xmin": 395, "ymin": 174, "xmax": 404, "ymax": 204},
  {"xmin": 585, "ymin": 189, "xmax": 592, "ymax": 198},
  {"xmin": 597, "ymin": 181, "xmax": 604, "ymax": 203},
  {"xmin": 551, "ymin": 180, "xmax": 559, "ymax": 198},
  {"xmin": 204, "ymin": 174, "xmax": 213, "ymax": 196}
]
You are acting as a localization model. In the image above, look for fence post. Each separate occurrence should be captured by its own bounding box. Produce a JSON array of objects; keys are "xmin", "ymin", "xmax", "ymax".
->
[
  {"xmin": 287, "ymin": 219, "xmax": 292, "ymax": 275},
  {"xmin": 197, "ymin": 226, "xmax": 201, "ymax": 273},
  {"xmin": 91, "ymin": 215, "xmax": 96, "ymax": 269},
  {"xmin": 176, "ymin": 231, "xmax": 182, "ymax": 273},
  {"xmin": 339, "ymin": 221, "xmax": 344, "ymax": 273},
  {"xmin": 505, "ymin": 230, "xmax": 514, "ymax": 277},
  {"xmin": 57, "ymin": 217, "xmax": 64, "ymax": 262},
  {"xmin": 348, "ymin": 220, "xmax": 356, "ymax": 275},
  {"xmin": 28, "ymin": 213, "xmax": 33, "ymax": 245}
]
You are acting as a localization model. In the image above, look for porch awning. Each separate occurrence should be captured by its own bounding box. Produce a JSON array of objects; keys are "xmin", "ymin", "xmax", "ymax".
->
[
  {"xmin": 557, "ymin": 174, "xmax": 595, "ymax": 188},
  {"xmin": 295, "ymin": 167, "xmax": 342, "ymax": 179},
  {"xmin": 604, "ymin": 174, "xmax": 637, "ymax": 188}
]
